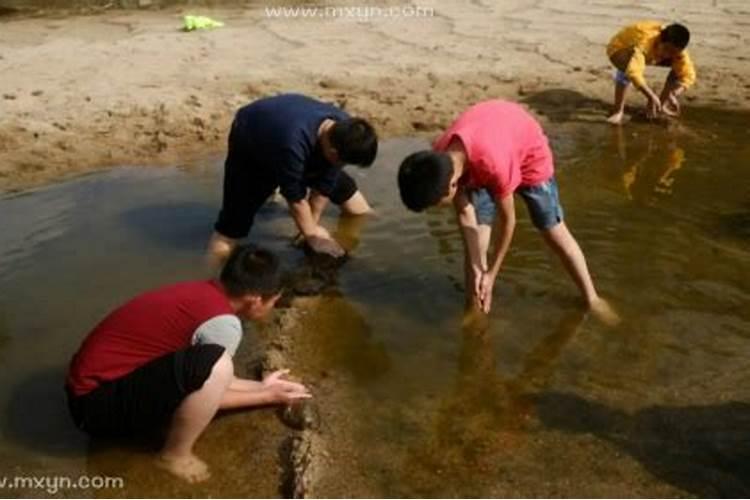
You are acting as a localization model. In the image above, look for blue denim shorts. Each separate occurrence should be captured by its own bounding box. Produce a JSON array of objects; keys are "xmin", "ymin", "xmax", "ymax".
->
[
  {"xmin": 470, "ymin": 177, "xmax": 564, "ymax": 230},
  {"xmin": 613, "ymin": 69, "xmax": 630, "ymax": 86}
]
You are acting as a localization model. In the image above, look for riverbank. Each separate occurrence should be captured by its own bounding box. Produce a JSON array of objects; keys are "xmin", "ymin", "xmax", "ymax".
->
[{"xmin": 1, "ymin": 1, "xmax": 749, "ymax": 192}]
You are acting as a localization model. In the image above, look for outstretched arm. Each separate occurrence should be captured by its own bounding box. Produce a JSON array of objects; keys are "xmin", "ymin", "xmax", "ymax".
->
[
  {"xmin": 626, "ymin": 50, "xmax": 662, "ymax": 117},
  {"xmin": 478, "ymin": 193, "xmax": 516, "ymax": 313},
  {"xmin": 220, "ymin": 370, "xmax": 311, "ymax": 410},
  {"xmin": 288, "ymin": 197, "xmax": 344, "ymax": 257},
  {"xmin": 454, "ymin": 189, "xmax": 487, "ymax": 298},
  {"xmin": 308, "ymin": 190, "xmax": 330, "ymax": 224}
]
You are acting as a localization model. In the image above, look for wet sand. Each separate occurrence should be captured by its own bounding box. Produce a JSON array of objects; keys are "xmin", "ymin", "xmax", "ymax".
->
[
  {"xmin": 1, "ymin": 0, "xmax": 750, "ymax": 192},
  {"xmin": 1, "ymin": 2, "xmax": 750, "ymax": 498}
]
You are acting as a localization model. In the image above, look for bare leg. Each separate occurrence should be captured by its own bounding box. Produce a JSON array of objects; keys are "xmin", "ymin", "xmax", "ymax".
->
[
  {"xmin": 334, "ymin": 211, "xmax": 371, "ymax": 252},
  {"xmin": 206, "ymin": 231, "xmax": 238, "ymax": 271},
  {"xmin": 541, "ymin": 222, "xmax": 620, "ymax": 325},
  {"xmin": 158, "ymin": 352, "xmax": 233, "ymax": 483},
  {"xmin": 340, "ymin": 190, "xmax": 372, "ymax": 215},
  {"xmin": 607, "ymin": 81, "xmax": 629, "ymax": 125}
]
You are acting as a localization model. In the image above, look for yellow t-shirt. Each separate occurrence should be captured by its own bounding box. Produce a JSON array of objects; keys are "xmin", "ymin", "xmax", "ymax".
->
[{"xmin": 606, "ymin": 20, "xmax": 696, "ymax": 89}]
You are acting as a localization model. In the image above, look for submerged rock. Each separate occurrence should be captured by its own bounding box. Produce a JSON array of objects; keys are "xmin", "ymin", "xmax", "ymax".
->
[
  {"xmin": 284, "ymin": 248, "xmax": 348, "ymax": 297},
  {"xmin": 278, "ymin": 401, "xmax": 321, "ymax": 431}
]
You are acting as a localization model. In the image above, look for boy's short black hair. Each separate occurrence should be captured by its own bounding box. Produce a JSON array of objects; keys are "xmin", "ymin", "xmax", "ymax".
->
[
  {"xmin": 220, "ymin": 244, "xmax": 282, "ymax": 298},
  {"xmin": 661, "ymin": 23, "xmax": 690, "ymax": 50},
  {"xmin": 397, "ymin": 150, "xmax": 454, "ymax": 212},
  {"xmin": 329, "ymin": 118, "xmax": 378, "ymax": 167}
]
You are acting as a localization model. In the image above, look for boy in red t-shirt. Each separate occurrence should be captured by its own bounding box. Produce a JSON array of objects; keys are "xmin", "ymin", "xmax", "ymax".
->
[
  {"xmin": 66, "ymin": 245, "xmax": 310, "ymax": 483},
  {"xmin": 398, "ymin": 100, "xmax": 617, "ymax": 324}
]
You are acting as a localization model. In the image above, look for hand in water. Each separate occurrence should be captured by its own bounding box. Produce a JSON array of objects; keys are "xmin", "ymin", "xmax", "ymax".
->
[
  {"xmin": 647, "ymin": 96, "xmax": 663, "ymax": 119},
  {"xmin": 588, "ymin": 297, "xmax": 621, "ymax": 326},
  {"xmin": 306, "ymin": 235, "xmax": 345, "ymax": 257},
  {"xmin": 305, "ymin": 226, "xmax": 345, "ymax": 257},
  {"xmin": 477, "ymin": 272, "xmax": 495, "ymax": 314},
  {"xmin": 263, "ymin": 369, "xmax": 312, "ymax": 404},
  {"xmin": 661, "ymin": 93, "xmax": 681, "ymax": 117}
]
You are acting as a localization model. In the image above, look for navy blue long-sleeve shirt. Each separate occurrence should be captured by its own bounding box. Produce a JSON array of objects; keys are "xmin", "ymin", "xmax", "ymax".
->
[{"xmin": 231, "ymin": 93, "xmax": 349, "ymax": 202}]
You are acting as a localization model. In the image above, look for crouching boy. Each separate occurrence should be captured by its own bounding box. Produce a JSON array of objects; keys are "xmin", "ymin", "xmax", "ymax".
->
[{"xmin": 65, "ymin": 245, "xmax": 310, "ymax": 483}]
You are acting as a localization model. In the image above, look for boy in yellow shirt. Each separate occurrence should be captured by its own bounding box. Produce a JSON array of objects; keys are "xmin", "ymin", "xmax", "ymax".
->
[{"xmin": 606, "ymin": 21, "xmax": 696, "ymax": 124}]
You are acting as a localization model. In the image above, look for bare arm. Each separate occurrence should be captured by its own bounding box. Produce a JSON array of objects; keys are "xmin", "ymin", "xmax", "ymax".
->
[
  {"xmin": 288, "ymin": 197, "xmax": 344, "ymax": 257},
  {"xmin": 288, "ymin": 197, "xmax": 321, "ymax": 238},
  {"xmin": 220, "ymin": 387, "xmax": 281, "ymax": 410},
  {"xmin": 625, "ymin": 50, "xmax": 662, "ymax": 115},
  {"xmin": 308, "ymin": 190, "xmax": 330, "ymax": 224},
  {"xmin": 454, "ymin": 189, "xmax": 487, "ymax": 296},
  {"xmin": 221, "ymin": 370, "xmax": 311, "ymax": 410},
  {"xmin": 229, "ymin": 376, "xmax": 263, "ymax": 392},
  {"xmin": 477, "ymin": 193, "xmax": 516, "ymax": 313}
]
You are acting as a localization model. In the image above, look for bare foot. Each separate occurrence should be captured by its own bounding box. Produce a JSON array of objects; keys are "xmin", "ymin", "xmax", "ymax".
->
[
  {"xmin": 588, "ymin": 297, "xmax": 621, "ymax": 326},
  {"xmin": 606, "ymin": 111, "xmax": 625, "ymax": 125},
  {"xmin": 157, "ymin": 453, "xmax": 210, "ymax": 483}
]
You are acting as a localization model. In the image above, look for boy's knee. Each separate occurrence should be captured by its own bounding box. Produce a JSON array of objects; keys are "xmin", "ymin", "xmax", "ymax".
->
[{"xmin": 342, "ymin": 191, "xmax": 371, "ymax": 215}]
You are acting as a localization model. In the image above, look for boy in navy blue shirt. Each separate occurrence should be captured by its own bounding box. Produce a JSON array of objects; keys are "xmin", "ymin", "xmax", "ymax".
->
[{"xmin": 208, "ymin": 94, "xmax": 378, "ymax": 264}]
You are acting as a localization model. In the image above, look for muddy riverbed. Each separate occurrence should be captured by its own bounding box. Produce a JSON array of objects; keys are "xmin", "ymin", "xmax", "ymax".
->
[{"xmin": 1, "ymin": 107, "xmax": 749, "ymax": 497}]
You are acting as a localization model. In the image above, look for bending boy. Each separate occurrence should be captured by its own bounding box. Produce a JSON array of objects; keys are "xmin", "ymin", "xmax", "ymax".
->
[
  {"xmin": 66, "ymin": 245, "xmax": 310, "ymax": 483},
  {"xmin": 606, "ymin": 21, "xmax": 696, "ymax": 124},
  {"xmin": 208, "ymin": 93, "xmax": 378, "ymax": 266},
  {"xmin": 398, "ymin": 100, "xmax": 617, "ymax": 323}
]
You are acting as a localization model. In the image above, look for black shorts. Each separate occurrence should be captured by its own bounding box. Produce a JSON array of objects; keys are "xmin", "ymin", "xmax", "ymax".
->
[
  {"xmin": 214, "ymin": 125, "xmax": 359, "ymax": 239},
  {"xmin": 66, "ymin": 344, "xmax": 225, "ymax": 437}
]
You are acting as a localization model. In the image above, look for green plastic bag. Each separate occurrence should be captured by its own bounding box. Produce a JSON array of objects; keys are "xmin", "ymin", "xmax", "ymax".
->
[{"xmin": 183, "ymin": 15, "xmax": 224, "ymax": 31}]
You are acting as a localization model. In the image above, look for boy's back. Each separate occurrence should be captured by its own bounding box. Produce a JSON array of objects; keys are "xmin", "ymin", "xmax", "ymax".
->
[
  {"xmin": 67, "ymin": 280, "xmax": 234, "ymax": 396},
  {"xmin": 235, "ymin": 93, "xmax": 347, "ymax": 152},
  {"xmin": 433, "ymin": 100, "xmax": 553, "ymax": 198}
]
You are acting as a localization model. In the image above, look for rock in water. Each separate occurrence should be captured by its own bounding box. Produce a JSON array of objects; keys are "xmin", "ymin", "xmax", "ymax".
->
[{"xmin": 278, "ymin": 401, "xmax": 321, "ymax": 431}]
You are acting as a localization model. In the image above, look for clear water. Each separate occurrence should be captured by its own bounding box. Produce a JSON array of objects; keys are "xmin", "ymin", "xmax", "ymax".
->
[{"xmin": 0, "ymin": 107, "xmax": 749, "ymax": 497}]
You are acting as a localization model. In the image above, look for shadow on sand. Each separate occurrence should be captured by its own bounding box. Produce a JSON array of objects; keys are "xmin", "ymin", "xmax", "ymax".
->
[{"xmin": 535, "ymin": 391, "xmax": 750, "ymax": 497}]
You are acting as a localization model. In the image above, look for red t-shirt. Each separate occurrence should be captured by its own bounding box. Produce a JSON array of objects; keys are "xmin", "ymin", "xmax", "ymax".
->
[
  {"xmin": 66, "ymin": 280, "xmax": 234, "ymax": 396},
  {"xmin": 433, "ymin": 100, "xmax": 554, "ymax": 199}
]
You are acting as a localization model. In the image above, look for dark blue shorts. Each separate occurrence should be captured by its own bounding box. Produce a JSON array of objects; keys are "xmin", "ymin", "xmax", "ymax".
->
[{"xmin": 470, "ymin": 177, "xmax": 564, "ymax": 230}]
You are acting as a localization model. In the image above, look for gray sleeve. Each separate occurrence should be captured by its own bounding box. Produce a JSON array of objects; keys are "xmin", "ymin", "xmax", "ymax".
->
[{"xmin": 192, "ymin": 314, "xmax": 243, "ymax": 357}]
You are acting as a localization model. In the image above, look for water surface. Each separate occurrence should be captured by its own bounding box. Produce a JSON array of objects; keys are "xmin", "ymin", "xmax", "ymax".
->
[{"xmin": 1, "ymin": 108, "xmax": 749, "ymax": 497}]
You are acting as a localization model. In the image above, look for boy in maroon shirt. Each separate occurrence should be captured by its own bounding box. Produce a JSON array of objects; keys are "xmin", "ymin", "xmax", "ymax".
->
[{"xmin": 66, "ymin": 245, "xmax": 310, "ymax": 483}]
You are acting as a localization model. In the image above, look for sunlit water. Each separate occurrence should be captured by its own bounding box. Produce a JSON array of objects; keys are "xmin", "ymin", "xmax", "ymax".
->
[{"xmin": 0, "ymin": 107, "xmax": 748, "ymax": 497}]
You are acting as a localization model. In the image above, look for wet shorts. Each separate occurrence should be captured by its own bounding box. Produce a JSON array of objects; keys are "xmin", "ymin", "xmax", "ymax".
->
[
  {"xmin": 66, "ymin": 344, "xmax": 225, "ymax": 437},
  {"xmin": 470, "ymin": 176, "xmax": 564, "ymax": 230}
]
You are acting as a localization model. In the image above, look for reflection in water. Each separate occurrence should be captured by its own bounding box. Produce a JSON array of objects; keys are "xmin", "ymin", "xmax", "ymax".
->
[
  {"xmin": 613, "ymin": 126, "xmax": 687, "ymax": 205},
  {"xmin": 333, "ymin": 213, "xmax": 371, "ymax": 254},
  {"xmin": 2, "ymin": 366, "xmax": 87, "ymax": 457},
  {"xmin": 290, "ymin": 296, "xmax": 392, "ymax": 384},
  {"xmin": 1, "ymin": 115, "xmax": 750, "ymax": 496},
  {"xmin": 398, "ymin": 309, "xmax": 585, "ymax": 496}
]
